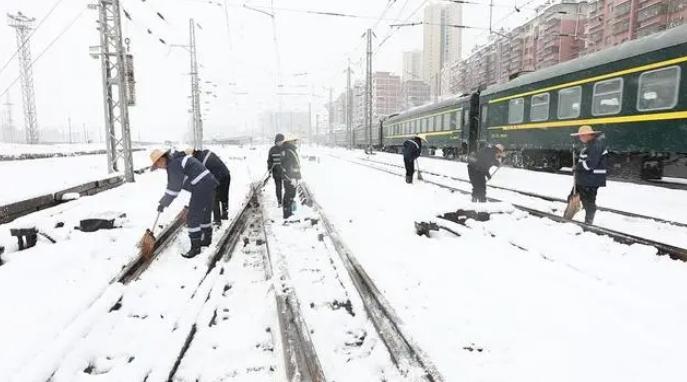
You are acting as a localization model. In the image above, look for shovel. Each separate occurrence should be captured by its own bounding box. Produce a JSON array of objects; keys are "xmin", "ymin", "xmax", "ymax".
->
[
  {"xmin": 138, "ymin": 212, "xmax": 161, "ymax": 259},
  {"xmin": 416, "ymin": 160, "xmax": 424, "ymax": 181},
  {"xmin": 564, "ymin": 141, "xmax": 581, "ymax": 219}
]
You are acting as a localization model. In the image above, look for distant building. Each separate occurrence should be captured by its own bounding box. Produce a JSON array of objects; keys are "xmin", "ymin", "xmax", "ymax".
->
[
  {"xmin": 258, "ymin": 111, "xmax": 310, "ymax": 140},
  {"xmin": 372, "ymin": 72, "xmax": 401, "ymax": 119},
  {"xmin": 402, "ymin": 50, "xmax": 423, "ymax": 82},
  {"xmin": 401, "ymin": 80, "xmax": 431, "ymax": 110},
  {"xmin": 423, "ymin": 1, "xmax": 462, "ymax": 97}
]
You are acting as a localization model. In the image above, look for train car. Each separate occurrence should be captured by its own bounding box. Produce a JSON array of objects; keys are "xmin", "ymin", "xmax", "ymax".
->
[
  {"xmin": 382, "ymin": 94, "xmax": 480, "ymax": 158},
  {"xmin": 481, "ymin": 24, "xmax": 687, "ymax": 179}
]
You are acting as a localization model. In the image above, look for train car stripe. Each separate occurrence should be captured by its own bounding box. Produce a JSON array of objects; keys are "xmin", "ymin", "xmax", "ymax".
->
[
  {"xmin": 387, "ymin": 129, "xmax": 461, "ymax": 139},
  {"xmin": 487, "ymin": 110, "xmax": 687, "ymax": 131},
  {"xmin": 488, "ymin": 55, "xmax": 687, "ymax": 104}
]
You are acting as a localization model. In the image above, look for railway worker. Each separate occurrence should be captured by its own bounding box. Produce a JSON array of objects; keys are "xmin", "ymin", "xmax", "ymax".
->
[
  {"xmin": 281, "ymin": 137, "xmax": 302, "ymax": 219},
  {"xmin": 570, "ymin": 125, "xmax": 608, "ymax": 225},
  {"xmin": 186, "ymin": 147, "xmax": 231, "ymax": 225},
  {"xmin": 403, "ymin": 136, "xmax": 423, "ymax": 184},
  {"xmin": 150, "ymin": 148, "xmax": 218, "ymax": 258},
  {"xmin": 467, "ymin": 143, "xmax": 505, "ymax": 202},
  {"xmin": 267, "ymin": 133, "xmax": 286, "ymax": 207}
]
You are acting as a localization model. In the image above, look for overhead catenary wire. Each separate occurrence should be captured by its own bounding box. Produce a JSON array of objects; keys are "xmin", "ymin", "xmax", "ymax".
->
[{"xmin": 0, "ymin": 7, "xmax": 86, "ymax": 101}]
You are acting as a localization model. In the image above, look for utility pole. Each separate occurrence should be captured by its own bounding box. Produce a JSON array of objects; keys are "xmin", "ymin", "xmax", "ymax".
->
[
  {"xmin": 8, "ymin": 13, "xmax": 39, "ymax": 144},
  {"xmin": 90, "ymin": 0, "xmax": 135, "ymax": 182},
  {"xmin": 2, "ymin": 95, "xmax": 13, "ymax": 143},
  {"xmin": 189, "ymin": 19, "xmax": 203, "ymax": 149},
  {"xmin": 365, "ymin": 28, "xmax": 373, "ymax": 153},
  {"xmin": 346, "ymin": 58, "xmax": 352, "ymax": 150}
]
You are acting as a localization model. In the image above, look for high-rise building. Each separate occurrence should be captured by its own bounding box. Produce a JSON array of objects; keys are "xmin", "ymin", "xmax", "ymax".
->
[
  {"xmin": 423, "ymin": 1, "xmax": 462, "ymax": 96},
  {"xmin": 401, "ymin": 80, "xmax": 431, "ymax": 110},
  {"xmin": 372, "ymin": 72, "xmax": 401, "ymax": 119},
  {"xmin": 402, "ymin": 50, "xmax": 423, "ymax": 82},
  {"xmin": 585, "ymin": 0, "xmax": 687, "ymax": 54}
]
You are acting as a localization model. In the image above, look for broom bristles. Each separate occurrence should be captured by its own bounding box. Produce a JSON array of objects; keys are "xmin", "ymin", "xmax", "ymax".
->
[{"xmin": 139, "ymin": 230, "xmax": 156, "ymax": 259}]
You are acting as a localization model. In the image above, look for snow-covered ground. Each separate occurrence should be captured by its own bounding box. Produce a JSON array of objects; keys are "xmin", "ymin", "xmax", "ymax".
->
[
  {"xmin": 302, "ymin": 147, "xmax": 687, "ymax": 381},
  {"xmin": 0, "ymin": 150, "xmax": 151, "ymax": 205},
  {"xmin": 0, "ymin": 146, "xmax": 258, "ymax": 381},
  {"xmin": 0, "ymin": 142, "xmax": 111, "ymax": 157}
]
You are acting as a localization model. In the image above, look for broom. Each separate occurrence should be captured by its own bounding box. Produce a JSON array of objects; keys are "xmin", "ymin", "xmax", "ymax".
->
[
  {"xmin": 416, "ymin": 159, "xmax": 424, "ymax": 181},
  {"xmin": 564, "ymin": 141, "xmax": 581, "ymax": 220},
  {"xmin": 138, "ymin": 212, "xmax": 161, "ymax": 259}
]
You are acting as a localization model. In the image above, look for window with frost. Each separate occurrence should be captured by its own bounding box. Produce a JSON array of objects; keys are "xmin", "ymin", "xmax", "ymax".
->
[
  {"xmin": 508, "ymin": 98, "xmax": 525, "ymax": 124},
  {"xmin": 453, "ymin": 109, "xmax": 461, "ymax": 130},
  {"xmin": 593, "ymin": 78, "xmax": 623, "ymax": 116},
  {"xmin": 637, "ymin": 66, "xmax": 680, "ymax": 111},
  {"xmin": 558, "ymin": 86, "xmax": 582, "ymax": 119},
  {"xmin": 530, "ymin": 93, "xmax": 550, "ymax": 121}
]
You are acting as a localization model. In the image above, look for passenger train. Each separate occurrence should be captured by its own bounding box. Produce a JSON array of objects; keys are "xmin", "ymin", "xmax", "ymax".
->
[{"xmin": 319, "ymin": 24, "xmax": 687, "ymax": 180}]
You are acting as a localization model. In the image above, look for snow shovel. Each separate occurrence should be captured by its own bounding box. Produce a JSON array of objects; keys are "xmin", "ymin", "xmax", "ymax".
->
[
  {"xmin": 138, "ymin": 212, "xmax": 161, "ymax": 259},
  {"xmin": 564, "ymin": 142, "xmax": 581, "ymax": 220},
  {"xmin": 416, "ymin": 160, "xmax": 424, "ymax": 181}
]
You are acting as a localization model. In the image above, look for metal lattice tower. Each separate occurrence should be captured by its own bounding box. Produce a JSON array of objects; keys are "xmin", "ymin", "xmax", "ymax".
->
[
  {"xmin": 189, "ymin": 19, "xmax": 203, "ymax": 149},
  {"xmin": 91, "ymin": 0, "xmax": 134, "ymax": 182},
  {"xmin": 8, "ymin": 13, "xmax": 39, "ymax": 144}
]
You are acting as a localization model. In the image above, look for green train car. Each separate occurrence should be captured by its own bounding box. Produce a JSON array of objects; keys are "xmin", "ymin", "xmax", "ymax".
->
[
  {"xmin": 383, "ymin": 94, "xmax": 480, "ymax": 157},
  {"xmin": 481, "ymin": 24, "xmax": 687, "ymax": 179}
]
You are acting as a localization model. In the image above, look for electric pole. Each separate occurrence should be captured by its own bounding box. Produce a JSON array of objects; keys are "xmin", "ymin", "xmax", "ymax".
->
[
  {"xmin": 90, "ymin": 0, "xmax": 135, "ymax": 182},
  {"xmin": 365, "ymin": 28, "xmax": 373, "ymax": 153},
  {"xmin": 2, "ymin": 95, "xmax": 13, "ymax": 143},
  {"xmin": 189, "ymin": 19, "xmax": 203, "ymax": 149},
  {"xmin": 346, "ymin": 59, "xmax": 353, "ymax": 150},
  {"xmin": 8, "ymin": 13, "xmax": 39, "ymax": 144}
]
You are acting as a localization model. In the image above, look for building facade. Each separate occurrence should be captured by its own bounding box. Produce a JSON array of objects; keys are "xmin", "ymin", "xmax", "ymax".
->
[
  {"xmin": 423, "ymin": 1, "xmax": 462, "ymax": 96},
  {"xmin": 372, "ymin": 72, "xmax": 401, "ymax": 119},
  {"xmin": 402, "ymin": 50, "xmax": 423, "ymax": 82},
  {"xmin": 401, "ymin": 80, "xmax": 431, "ymax": 110}
]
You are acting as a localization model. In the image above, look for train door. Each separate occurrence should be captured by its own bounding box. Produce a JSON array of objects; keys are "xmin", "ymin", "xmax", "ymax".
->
[{"xmin": 468, "ymin": 92, "xmax": 480, "ymax": 154}]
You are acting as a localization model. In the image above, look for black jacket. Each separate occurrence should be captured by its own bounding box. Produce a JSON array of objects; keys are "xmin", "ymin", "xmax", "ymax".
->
[
  {"xmin": 403, "ymin": 139, "xmax": 421, "ymax": 161},
  {"xmin": 575, "ymin": 134, "xmax": 608, "ymax": 188},
  {"xmin": 468, "ymin": 146, "xmax": 500, "ymax": 175},
  {"xmin": 281, "ymin": 142, "xmax": 301, "ymax": 180},
  {"xmin": 192, "ymin": 149, "xmax": 230, "ymax": 180},
  {"xmin": 267, "ymin": 145, "xmax": 284, "ymax": 176}
]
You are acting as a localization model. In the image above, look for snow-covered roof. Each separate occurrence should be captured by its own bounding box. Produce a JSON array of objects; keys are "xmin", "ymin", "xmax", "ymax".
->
[
  {"xmin": 482, "ymin": 24, "xmax": 687, "ymax": 97},
  {"xmin": 388, "ymin": 94, "xmax": 470, "ymax": 123}
]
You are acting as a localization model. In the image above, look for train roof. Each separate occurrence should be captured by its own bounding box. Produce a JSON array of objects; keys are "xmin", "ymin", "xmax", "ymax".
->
[
  {"xmin": 482, "ymin": 23, "xmax": 687, "ymax": 97},
  {"xmin": 387, "ymin": 94, "xmax": 470, "ymax": 123}
]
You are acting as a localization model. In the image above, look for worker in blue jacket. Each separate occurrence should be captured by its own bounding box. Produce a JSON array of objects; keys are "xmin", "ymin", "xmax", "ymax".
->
[
  {"xmin": 187, "ymin": 148, "xmax": 231, "ymax": 225},
  {"xmin": 467, "ymin": 143, "xmax": 504, "ymax": 202},
  {"xmin": 280, "ymin": 137, "xmax": 301, "ymax": 219},
  {"xmin": 267, "ymin": 133, "xmax": 286, "ymax": 206},
  {"xmin": 570, "ymin": 125, "xmax": 608, "ymax": 224},
  {"xmin": 150, "ymin": 149, "xmax": 218, "ymax": 258},
  {"xmin": 402, "ymin": 136, "xmax": 423, "ymax": 183}
]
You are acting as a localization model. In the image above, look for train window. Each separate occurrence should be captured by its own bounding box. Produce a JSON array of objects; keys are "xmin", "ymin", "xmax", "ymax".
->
[
  {"xmin": 592, "ymin": 78, "xmax": 623, "ymax": 116},
  {"xmin": 434, "ymin": 115, "xmax": 441, "ymax": 132},
  {"xmin": 481, "ymin": 105, "xmax": 488, "ymax": 124},
  {"xmin": 428, "ymin": 117, "xmax": 434, "ymax": 132},
  {"xmin": 557, "ymin": 86, "xmax": 582, "ymax": 119},
  {"xmin": 453, "ymin": 109, "xmax": 461, "ymax": 130},
  {"xmin": 443, "ymin": 113, "xmax": 451, "ymax": 131},
  {"xmin": 463, "ymin": 109, "xmax": 470, "ymax": 128},
  {"xmin": 637, "ymin": 66, "xmax": 680, "ymax": 111},
  {"xmin": 530, "ymin": 93, "xmax": 550, "ymax": 121},
  {"xmin": 508, "ymin": 98, "xmax": 525, "ymax": 124}
]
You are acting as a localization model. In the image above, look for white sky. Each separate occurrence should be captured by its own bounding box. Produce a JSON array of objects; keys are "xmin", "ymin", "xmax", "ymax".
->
[{"xmin": 0, "ymin": 0, "xmax": 550, "ymax": 142}]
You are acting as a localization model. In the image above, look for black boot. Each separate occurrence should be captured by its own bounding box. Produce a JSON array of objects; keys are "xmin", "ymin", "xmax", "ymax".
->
[
  {"xmin": 201, "ymin": 228, "xmax": 213, "ymax": 247},
  {"xmin": 221, "ymin": 207, "xmax": 228, "ymax": 220},
  {"xmin": 584, "ymin": 210, "xmax": 596, "ymax": 225},
  {"xmin": 405, "ymin": 175, "xmax": 412, "ymax": 184},
  {"xmin": 183, "ymin": 238, "xmax": 202, "ymax": 258}
]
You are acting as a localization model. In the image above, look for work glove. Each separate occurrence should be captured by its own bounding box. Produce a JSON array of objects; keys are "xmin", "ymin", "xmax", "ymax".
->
[
  {"xmin": 157, "ymin": 204, "xmax": 165, "ymax": 213},
  {"xmin": 486, "ymin": 173, "xmax": 492, "ymax": 180}
]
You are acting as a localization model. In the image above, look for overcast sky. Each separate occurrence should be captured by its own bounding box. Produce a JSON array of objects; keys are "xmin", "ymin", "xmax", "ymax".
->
[{"xmin": 0, "ymin": 0, "xmax": 550, "ymax": 142}]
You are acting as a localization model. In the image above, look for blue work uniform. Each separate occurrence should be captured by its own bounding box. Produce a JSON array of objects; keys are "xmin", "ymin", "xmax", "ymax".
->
[
  {"xmin": 403, "ymin": 139, "xmax": 422, "ymax": 182},
  {"xmin": 158, "ymin": 151, "xmax": 218, "ymax": 243},
  {"xmin": 192, "ymin": 149, "xmax": 231, "ymax": 222},
  {"xmin": 573, "ymin": 134, "xmax": 608, "ymax": 224}
]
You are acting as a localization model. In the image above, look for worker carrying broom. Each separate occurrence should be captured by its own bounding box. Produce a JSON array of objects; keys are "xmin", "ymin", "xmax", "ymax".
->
[
  {"xmin": 569, "ymin": 125, "xmax": 608, "ymax": 225},
  {"xmin": 402, "ymin": 135, "xmax": 424, "ymax": 184},
  {"xmin": 467, "ymin": 143, "xmax": 505, "ymax": 202},
  {"xmin": 280, "ymin": 136, "xmax": 301, "ymax": 219},
  {"xmin": 186, "ymin": 148, "xmax": 231, "ymax": 226},
  {"xmin": 150, "ymin": 148, "xmax": 218, "ymax": 258}
]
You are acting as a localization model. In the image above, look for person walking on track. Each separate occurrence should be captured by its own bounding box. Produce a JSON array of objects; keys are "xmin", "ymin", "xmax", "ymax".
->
[
  {"xmin": 570, "ymin": 125, "xmax": 608, "ymax": 224},
  {"xmin": 467, "ymin": 143, "xmax": 505, "ymax": 202},
  {"xmin": 280, "ymin": 137, "xmax": 302, "ymax": 219},
  {"xmin": 150, "ymin": 149, "xmax": 218, "ymax": 258},
  {"xmin": 187, "ymin": 148, "xmax": 231, "ymax": 225},
  {"xmin": 403, "ymin": 136, "xmax": 423, "ymax": 184},
  {"xmin": 267, "ymin": 133, "xmax": 286, "ymax": 207}
]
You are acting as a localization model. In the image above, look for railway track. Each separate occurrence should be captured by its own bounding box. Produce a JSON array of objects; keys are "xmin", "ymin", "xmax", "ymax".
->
[
  {"xmin": 362, "ymin": 156, "xmax": 687, "ymax": 229},
  {"xmin": 332, "ymin": 155, "xmax": 687, "ymax": 262}
]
